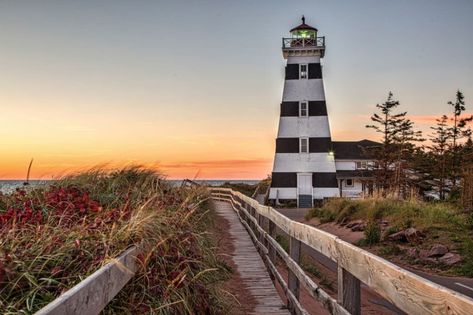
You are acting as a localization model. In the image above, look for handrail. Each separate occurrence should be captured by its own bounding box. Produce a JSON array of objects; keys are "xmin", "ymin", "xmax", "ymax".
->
[
  {"xmin": 210, "ymin": 188, "xmax": 473, "ymax": 315},
  {"xmin": 181, "ymin": 178, "xmax": 201, "ymax": 187},
  {"xmin": 35, "ymin": 246, "xmax": 141, "ymax": 315}
]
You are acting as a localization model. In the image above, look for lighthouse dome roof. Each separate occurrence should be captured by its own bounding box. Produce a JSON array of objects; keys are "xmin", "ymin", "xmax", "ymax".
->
[{"xmin": 290, "ymin": 16, "xmax": 318, "ymax": 32}]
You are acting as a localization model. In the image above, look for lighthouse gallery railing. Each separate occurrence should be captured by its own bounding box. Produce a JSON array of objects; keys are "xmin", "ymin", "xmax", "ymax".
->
[
  {"xmin": 210, "ymin": 188, "xmax": 473, "ymax": 315},
  {"xmin": 282, "ymin": 36, "xmax": 325, "ymax": 49}
]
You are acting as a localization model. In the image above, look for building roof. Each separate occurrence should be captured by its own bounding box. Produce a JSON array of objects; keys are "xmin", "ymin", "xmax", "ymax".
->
[
  {"xmin": 332, "ymin": 139, "xmax": 381, "ymax": 160},
  {"xmin": 290, "ymin": 16, "xmax": 318, "ymax": 32}
]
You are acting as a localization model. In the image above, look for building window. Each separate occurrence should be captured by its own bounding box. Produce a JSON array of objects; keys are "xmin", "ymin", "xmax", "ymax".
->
[
  {"xmin": 356, "ymin": 161, "xmax": 367, "ymax": 169},
  {"xmin": 300, "ymin": 137, "xmax": 309, "ymax": 153},
  {"xmin": 299, "ymin": 102, "xmax": 308, "ymax": 117},
  {"xmin": 300, "ymin": 64, "xmax": 308, "ymax": 79},
  {"xmin": 345, "ymin": 179, "xmax": 354, "ymax": 187}
]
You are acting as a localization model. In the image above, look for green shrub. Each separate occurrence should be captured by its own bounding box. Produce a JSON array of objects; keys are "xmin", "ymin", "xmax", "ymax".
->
[
  {"xmin": 384, "ymin": 226, "xmax": 399, "ymax": 237},
  {"xmin": 466, "ymin": 212, "xmax": 473, "ymax": 230},
  {"xmin": 379, "ymin": 244, "xmax": 402, "ymax": 256},
  {"xmin": 275, "ymin": 234, "xmax": 289, "ymax": 253},
  {"xmin": 364, "ymin": 220, "xmax": 381, "ymax": 246},
  {"xmin": 458, "ymin": 239, "xmax": 473, "ymax": 277}
]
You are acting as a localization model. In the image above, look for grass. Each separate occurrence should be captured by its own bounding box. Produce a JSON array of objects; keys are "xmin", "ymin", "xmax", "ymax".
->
[
  {"xmin": 364, "ymin": 220, "xmax": 381, "ymax": 246},
  {"xmin": 275, "ymin": 234, "xmax": 334, "ymax": 290},
  {"xmin": 306, "ymin": 197, "xmax": 467, "ymax": 233},
  {"xmin": 306, "ymin": 197, "xmax": 473, "ymax": 276},
  {"xmin": 0, "ymin": 167, "xmax": 231, "ymax": 314}
]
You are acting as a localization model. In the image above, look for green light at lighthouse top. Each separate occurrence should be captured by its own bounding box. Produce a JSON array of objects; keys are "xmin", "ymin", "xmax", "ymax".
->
[{"xmin": 290, "ymin": 15, "xmax": 318, "ymax": 38}]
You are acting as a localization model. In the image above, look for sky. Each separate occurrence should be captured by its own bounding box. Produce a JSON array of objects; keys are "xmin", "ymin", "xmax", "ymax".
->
[{"xmin": 1, "ymin": 0, "xmax": 472, "ymax": 180}]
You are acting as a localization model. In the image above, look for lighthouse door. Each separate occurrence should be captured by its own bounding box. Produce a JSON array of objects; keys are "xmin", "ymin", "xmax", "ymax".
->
[{"xmin": 297, "ymin": 173, "xmax": 313, "ymax": 208}]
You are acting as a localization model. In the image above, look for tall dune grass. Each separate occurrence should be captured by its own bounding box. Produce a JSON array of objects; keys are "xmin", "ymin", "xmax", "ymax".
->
[{"xmin": 0, "ymin": 167, "xmax": 230, "ymax": 314}]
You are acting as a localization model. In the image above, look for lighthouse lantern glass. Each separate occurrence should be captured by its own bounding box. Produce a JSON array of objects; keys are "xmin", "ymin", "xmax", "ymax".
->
[{"xmin": 291, "ymin": 29, "xmax": 316, "ymax": 38}]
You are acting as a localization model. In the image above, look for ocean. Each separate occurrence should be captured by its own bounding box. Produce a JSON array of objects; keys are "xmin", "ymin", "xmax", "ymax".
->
[{"xmin": 0, "ymin": 179, "xmax": 259, "ymax": 194}]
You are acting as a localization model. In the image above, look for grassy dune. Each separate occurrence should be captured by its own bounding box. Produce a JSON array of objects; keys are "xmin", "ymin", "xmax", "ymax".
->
[
  {"xmin": 0, "ymin": 167, "xmax": 231, "ymax": 314},
  {"xmin": 306, "ymin": 198, "xmax": 473, "ymax": 276}
]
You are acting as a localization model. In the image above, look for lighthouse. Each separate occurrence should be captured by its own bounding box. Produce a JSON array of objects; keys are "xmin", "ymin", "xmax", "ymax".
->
[{"xmin": 269, "ymin": 17, "xmax": 339, "ymax": 207}]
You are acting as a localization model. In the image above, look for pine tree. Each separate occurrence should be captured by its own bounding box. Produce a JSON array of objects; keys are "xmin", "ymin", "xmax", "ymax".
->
[
  {"xmin": 429, "ymin": 115, "xmax": 451, "ymax": 200},
  {"xmin": 366, "ymin": 92, "xmax": 416, "ymax": 196},
  {"xmin": 392, "ymin": 118, "xmax": 424, "ymax": 198},
  {"xmin": 448, "ymin": 90, "xmax": 472, "ymax": 189}
]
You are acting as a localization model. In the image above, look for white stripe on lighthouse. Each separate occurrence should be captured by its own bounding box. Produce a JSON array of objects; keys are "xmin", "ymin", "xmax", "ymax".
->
[
  {"xmin": 273, "ymin": 153, "xmax": 336, "ymax": 172},
  {"xmin": 282, "ymin": 79, "xmax": 326, "ymax": 101},
  {"xmin": 286, "ymin": 56, "xmax": 321, "ymax": 64},
  {"xmin": 269, "ymin": 187, "xmax": 339, "ymax": 200},
  {"xmin": 277, "ymin": 117, "xmax": 331, "ymax": 138}
]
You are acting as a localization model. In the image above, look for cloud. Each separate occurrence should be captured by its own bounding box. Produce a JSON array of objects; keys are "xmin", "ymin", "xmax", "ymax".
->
[
  {"xmin": 160, "ymin": 158, "xmax": 271, "ymax": 169},
  {"xmin": 156, "ymin": 158, "xmax": 273, "ymax": 179}
]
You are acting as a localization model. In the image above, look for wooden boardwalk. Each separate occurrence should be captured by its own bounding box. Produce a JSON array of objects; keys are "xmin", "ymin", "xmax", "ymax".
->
[{"xmin": 213, "ymin": 200, "xmax": 290, "ymax": 315}]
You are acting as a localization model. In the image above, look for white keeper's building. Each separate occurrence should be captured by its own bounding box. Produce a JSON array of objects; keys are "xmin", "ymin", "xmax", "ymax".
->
[{"xmin": 268, "ymin": 17, "xmax": 379, "ymax": 207}]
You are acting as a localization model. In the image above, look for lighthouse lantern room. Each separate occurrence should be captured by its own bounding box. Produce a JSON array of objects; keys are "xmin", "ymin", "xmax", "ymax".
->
[{"xmin": 269, "ymin": 17, "xmax": 339, "ymax": 208}]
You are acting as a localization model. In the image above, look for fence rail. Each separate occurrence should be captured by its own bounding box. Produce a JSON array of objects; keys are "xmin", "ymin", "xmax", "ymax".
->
[
  {"xmin": 210, "ymin": 188, "xmax": 473, "ymax": 315},
  {"xmin": 35, "ymin": 246, "xmax": 141, "ymax": 315}
]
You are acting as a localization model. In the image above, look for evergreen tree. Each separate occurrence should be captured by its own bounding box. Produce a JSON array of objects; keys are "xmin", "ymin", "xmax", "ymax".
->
[
  {"xmin": 392, "ymin": 118, "xmax": 424, "ymax": 198},
  {"xmin": 429, "ymin": 115, "xmax": 451, "ymax": 199},
  {"xmin": 366, "ymin": 92, "xmax": 421, "ymax": 197},
  {"xmin": 448, "ymin": 90, "xmax": 472, "ymax": 189}
]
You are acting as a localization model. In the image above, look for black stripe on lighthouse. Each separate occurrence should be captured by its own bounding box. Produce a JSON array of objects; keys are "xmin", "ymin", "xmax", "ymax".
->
[
  {"xmin": 275, "ymin": 137, "xmax": 332, "ymax": 153},
  {"xmin": 309, "ymin": 138, "xmax": 332, "ymax": 152},
  {"xmin": 308, "ymin": 63, "xmax": 322, "ymax": 79},
  {"xmin": 271, "ymin": 172, "xmax": 297, "ymax": 187},
  {"xmin": 313, "ymin": 173, "xmax": 338, "ymax": 187},
  {"xmin": 280, "ymin": 102, "xmax": 299, "ymax": 116},
  {"xmin": 285, "ymin": 64, "xmax": 299, "ymax": 80},
  {"xmin": 309, "ymin": 101, "xmax": 328, "ymax": 115},
  {"xmin": 275, "ymin": 138, "xmax": 300, "ymax": 153},
  {"xmin": 271, "ymin": 172, "xmax": 338, "ymax": 188},
  {"xmin": 280, "ymin": 101, "xmax": 328, "ymax": 116},
  {"xmin": 285, "ymin": 63, "xmax": 322, "ymax": 80}
]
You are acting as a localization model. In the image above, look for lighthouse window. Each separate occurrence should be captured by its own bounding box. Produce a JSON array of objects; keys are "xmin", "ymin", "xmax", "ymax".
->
[
  {"xmin": 300, "ymin": 64, "xmax": 308, "ymax": 79},
  {"xmin": 299, "ymin": 102, "xmax": 308, "ymax": 117},
  {"xmin": 300, "ymin": 138, "xmax": 309, "ymax": 153},
  {"xmin": 345, "ymin": 179, "xmax": 354, "ymax": 187}
]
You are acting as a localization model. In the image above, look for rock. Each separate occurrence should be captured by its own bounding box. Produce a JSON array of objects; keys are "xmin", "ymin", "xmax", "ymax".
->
[
  {"xmin": 439, "ymin": 253, "xmax": 462, "ymax": 266},
  {"xmin": 405, "ymin": 228, "xmax": 424, "ymax": 243},
  {"xmin": 346, "ymin": 220, "xmax": 363, "ymax": 229},
  {"xmin": 380, "ymin": 220, "xmax": 389, "ymax": 227},
  {"xmin": 387, "ymin": 230, "xmax": 406, "ymax": 242},
  {"xmin": 351, "ymin": 223, "xmax": 366, "ymax": 232},
  {"xmin": 427, "ymin": 244, "xmax": 449, "ymax": 257},
  {"xmin": 419, "ymin": 249, "xmax": 430, "ymax": 260},
  {"xmin": 418, "ymin": 250, "xmax": 438, "ymax": 264}
]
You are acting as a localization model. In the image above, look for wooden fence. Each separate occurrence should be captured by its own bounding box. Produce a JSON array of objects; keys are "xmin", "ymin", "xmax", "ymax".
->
[
  {"xmin": 211, "ymin": 188, "xmax": 473, "ymax": 315},
  {"xmin": 35, "ymin": 246, "xmax": 141, "ymax": 315}
]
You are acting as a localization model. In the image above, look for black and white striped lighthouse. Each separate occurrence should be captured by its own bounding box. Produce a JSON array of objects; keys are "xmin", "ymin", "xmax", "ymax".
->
[{"xmin": 269, "ymin": 17, "xmax": 339, "ymax": 207}]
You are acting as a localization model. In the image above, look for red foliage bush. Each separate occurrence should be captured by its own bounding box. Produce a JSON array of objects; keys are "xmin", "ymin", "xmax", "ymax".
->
[{"xmin": 0, "ymin": 185, "xmax": 102, "ymax": 226}]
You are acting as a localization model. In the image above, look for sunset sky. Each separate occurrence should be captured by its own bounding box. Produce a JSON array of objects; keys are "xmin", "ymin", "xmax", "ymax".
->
[{"xmin": 1, "ymin": 1, "xmax": 473, "ymax": 180}]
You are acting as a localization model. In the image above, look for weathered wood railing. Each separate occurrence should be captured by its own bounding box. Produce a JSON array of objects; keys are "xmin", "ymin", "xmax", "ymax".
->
[
  {"xmin": 35, "ymin": 246, "xmax": 141, "ymax": 315},
  {"xmin": 211, "ymin": 188, "xmax": 473, "ymax": 315}
]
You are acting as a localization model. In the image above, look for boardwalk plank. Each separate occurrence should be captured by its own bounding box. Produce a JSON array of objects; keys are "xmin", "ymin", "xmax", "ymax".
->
[{"xmin": 213, "ymin": 201, "xmax": 290, "ymax": 315}]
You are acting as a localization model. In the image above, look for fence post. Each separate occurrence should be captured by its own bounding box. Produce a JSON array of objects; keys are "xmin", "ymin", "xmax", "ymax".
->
[
  {"xmin": 288, "ymin": 236, "xmax": 301, "ymax": 313},
  {"xmin": 268, "ymin": 220, "xmax": 276, "ymax": 262},
  {"xmin": 338, "ymin": 265, "xmax": 361, "ymax": 315}
]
